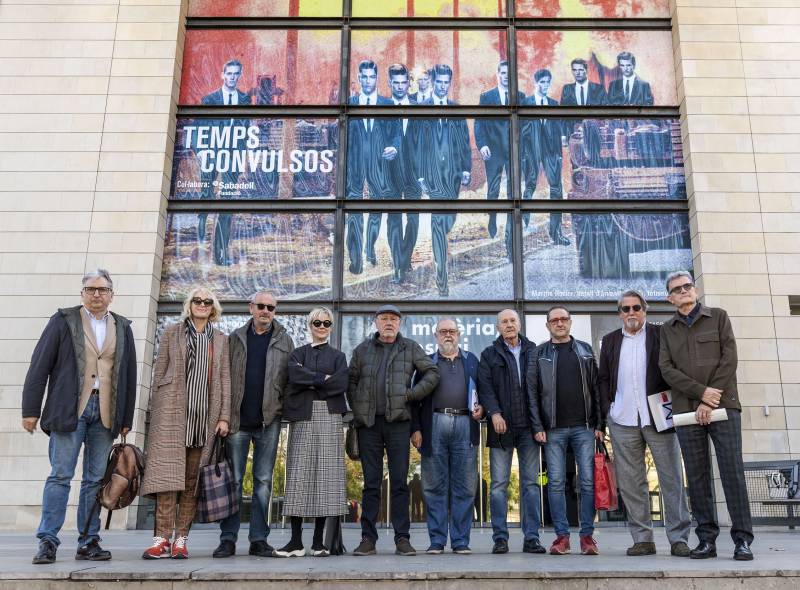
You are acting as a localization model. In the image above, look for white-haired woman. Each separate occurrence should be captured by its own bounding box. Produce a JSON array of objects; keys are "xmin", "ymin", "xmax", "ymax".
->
[
  {"xmin": 141, "ymin": 286, "xmax": 231, "ymax": 559},
  {"xmin": 275, "ymin": 307, "xmax": 348, "ymax": 557}
]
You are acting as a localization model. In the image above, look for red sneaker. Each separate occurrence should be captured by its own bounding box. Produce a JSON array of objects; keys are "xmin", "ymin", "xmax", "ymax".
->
[
  {"xmin": 171, "ymin": 536, "xmax": 189, "ymax": 559},
  {"xmin": 549, "ymin": 535, "xmax": 571, "ymax": 555},
  {"xmin": 580, "ymin": 535, "xmax": 599, "ymax": 555},
  {"xmin": 142, "ymin": 537, "xmax": 171, "ymax": 559}
]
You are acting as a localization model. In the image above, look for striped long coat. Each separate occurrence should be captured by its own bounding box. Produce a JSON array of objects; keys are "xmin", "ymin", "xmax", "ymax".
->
[{"xmin": 141, "ymin": 322, "xmax": 231, "ymax": 497}]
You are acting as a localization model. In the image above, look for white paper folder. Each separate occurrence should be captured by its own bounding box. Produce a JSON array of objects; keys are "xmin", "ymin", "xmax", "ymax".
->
[{"xmin": 672, "ymin": 408, "xmax": 729, "ymax": 427}]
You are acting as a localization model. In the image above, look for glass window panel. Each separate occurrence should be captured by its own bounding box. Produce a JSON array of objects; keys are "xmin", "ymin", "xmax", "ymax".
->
[
  {"xmin": 516, "ymin": 30, "xmax": 677, "ymax": 106},
  {"xmin": 352, "ymin": 0, "xmax": 505, "ymax": 17},
  {"xmin": 160, "ymin": 212, "xmax": 335, "ymax": 301},
  {"xmin": 340, "ymin": 313, "xmax": 500, "ymax": 359},
  {"xmin": 523, "ymin": 212, "xmax": 692, "ymax": 300},
  {"xmin": 515, "ymin": 0, "xmax": 670, "ymax": 18},
  {"xmin": 346, "ymin": 116, "xmax": 509, "ymax": 201},
  {"xmin": 343, "ymin": 210, "xmax": 514, "ymax": 300},
  {"xmin": 349, "ymin": 30, "xmax": 506, "ymax": 106},
  {"xmin": 519, "ymin": 118, "xmax": 685, "ymax": 200},
  {"xmin": 180, "ymin": 30, "xmax": 341, "ymax": 106},
  {"xmin": 171, "ymin": 117, "xmax": 338, "ymax": 200},
  {"xmin": 188, "ymin": 0, "xmax": 343, "ymax": 17}
]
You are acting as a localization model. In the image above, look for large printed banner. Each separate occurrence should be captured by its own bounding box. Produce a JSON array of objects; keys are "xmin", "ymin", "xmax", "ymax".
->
[
  {"xmin": 180, "ymin": 30, "xmax": 341, "ymax": 106},
  {"xmin": 352, "ymin": 0, "xmax": 504, "ymax": 17},
  {"xmin": 171, "ymin": 117, "xmax": 338, "ymax": 200},
  {"xmin": 517, "ymin": 30, "xmax": 677, "ymax": 106},
  {"xmin": 516, "ymin": 0, "xmax": 669, "ymax": 18},
  {"xmin": 188, "ymin": 0, "xmax": 342, "ymax": 17}
]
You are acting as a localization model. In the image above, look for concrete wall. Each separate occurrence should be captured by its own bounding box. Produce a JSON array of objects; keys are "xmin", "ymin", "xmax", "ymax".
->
[{"xmin": 0, "ymin": 0, "xmax": 184, "ymax": 529}]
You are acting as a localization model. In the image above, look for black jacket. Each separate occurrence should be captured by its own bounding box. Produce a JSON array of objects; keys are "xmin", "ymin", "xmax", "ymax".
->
[
  {"xmin": 410, "ymin": 349, "xmax": 480, "ymax": 457},
  {"xmin": 347, "ymin": 332, "xmax": 439, "ymax": 428},
  {"xmin": 527, "ymin": 337, "xmax": 603, "ymax": 433},
  {"xmin": 283, "ymin": 343, "xmax": 349, "ymax": 422},
  {"xmin": 477, "ymin": 335, "xmax": 537, "ymax": 447},
  {"xmin": 22, "ymin": 305, "xmax": 137, "ymax": 437},
  {"xmin": 597, "ymin": 323, "xmax": 670, "ymax": 429}
]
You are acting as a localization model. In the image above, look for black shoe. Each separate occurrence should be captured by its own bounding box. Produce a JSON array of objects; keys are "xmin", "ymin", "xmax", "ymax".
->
[
  {"xmin": 690, "ymin": 541, "xmax": 717, "ymax": 559},
  {"xmin": 349, "ymin": 262, "xmax": 362, "ymax": 275},
  {"xmin": 394, "ymin": 537, "xmax": 416, "ymax": 556},
  {"xmin": 492, "ymin": 539, "xmax": 509, "ymax": 554},
  {"xmin": 75, "ymin": 539, "xmax": 111, "ymax": 561},
  {"xmin": 248, "ymin": 540, "xmax": 275, "ymax": 557},
  {"xmin": 33, "ymin": 539, "xmax": 57, "ymax": 564},
  {"xmin": 274, "ymin": 541, "xmax": 306, "ymax": 558},
  {"xmin": 734, "ymin": 541, "xmax": 754, "ymax": 561},
  {"xmin": 670, "ymin": 541, "xmax": 691, "ymax": 557},
  {"xmin": 213, "ymin": 540, "xmax": 236, "ymax": 558},
  {"xmin": 366, "ymin": 254, "xmax": 377, "ymax": 266},
  {"xmin": 353, "ymin": 537, "xmax": 377, "ymax": 556},
  {"xmin": 522, "ymin": 539, "xmax": 546, "ymax": 554}
]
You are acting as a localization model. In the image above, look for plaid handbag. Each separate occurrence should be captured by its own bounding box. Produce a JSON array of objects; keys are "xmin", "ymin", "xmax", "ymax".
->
[{"xmin": 196, "ymin": 436, "xmax": 238, "ymax": 523}]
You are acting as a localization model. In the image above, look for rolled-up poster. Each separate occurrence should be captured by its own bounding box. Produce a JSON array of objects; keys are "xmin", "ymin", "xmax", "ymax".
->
[{"xmin": 673, "ymin": 408, "xmax": 729, "ymax": 427}]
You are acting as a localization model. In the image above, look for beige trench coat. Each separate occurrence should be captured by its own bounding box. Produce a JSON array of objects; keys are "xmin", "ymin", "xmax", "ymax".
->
[{"xmin": 141, "ymin": 322, "xmax": 231, "ymax": 497}]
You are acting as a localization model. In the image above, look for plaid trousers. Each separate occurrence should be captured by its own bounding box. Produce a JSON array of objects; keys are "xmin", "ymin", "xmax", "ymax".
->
[
  {"xmin": 154, "ymin": 446, "xmax": 203, "ymax": 539},
  {"xmin": 676, "ymin": 408, "xmax": 754, "ymax": 544}
]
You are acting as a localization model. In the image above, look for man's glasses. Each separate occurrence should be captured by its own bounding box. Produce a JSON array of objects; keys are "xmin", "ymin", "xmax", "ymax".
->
[
  {"xmin": 619, "ymin": 304, "xmax": 643, "ymax": 313},
  {"xmin": 83, "ymin": 287, "xmax": 112, "ymax": 296},
  {"xmin": 437, "ymin": 329, "xmax": 458, "ymax": 336},
  {"xmin": 311, "ymin": 320, "xmax": 333, "ymax": 328},
  {"xmin": 254, "ymin": 303, "xmax": 276, "ymax": 311},
  {"xmin": 191, "ymin": 298, "xmax": 214, "ymax": 307},
  {"xmin": 669, "ymin": 282, "xmax": 694, "ymax": 295},
  {"xmin": 548, "ymin": 317, "xmax": 570, "ymax": 324}
]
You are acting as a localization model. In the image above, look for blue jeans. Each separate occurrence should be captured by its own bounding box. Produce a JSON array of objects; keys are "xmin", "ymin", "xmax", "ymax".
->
[
  {"xmin": 489, "ymin": 430, "xmax": 542, "ymax": 543},
  {"xmin": 545, "ymin": 426, "xmax": 596, "ymax": 537},
  {"xmin": 219, "ymin": 419, "xmax": 281, "ymax": 543},
  {"xmin": 421, "ymin": 413, "xmax": 477, "ymax": 549},
  {"xmin": 37, "ymin": 393, "xmax": 114, "ymax": 547}
]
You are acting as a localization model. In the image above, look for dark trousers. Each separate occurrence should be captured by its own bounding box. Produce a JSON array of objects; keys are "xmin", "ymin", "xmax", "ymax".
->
[
  {"xmin": 357, "ymin": 417, "xmax": 411, "ymax": 543},
  {"xmin": 522, "ymin": 149, "xmax": 563, "ymax": 240},
  {"xmin": 676, "ymin": 408, "xmax": 754, "ymax": 545},
  {"xmin": 431, "ymin": 212, "xmax": 457, "ymax": 295},
  {"xmin": 198, "ymin": 213, "xmax": 233, "ymax": 266},
  {"xmin": 483, "ymin": 149, "xmax": 513, "ymax": 260},
  {"xmin": 346, "ymin": 212, "xmax": 365, "ymax": 274}
]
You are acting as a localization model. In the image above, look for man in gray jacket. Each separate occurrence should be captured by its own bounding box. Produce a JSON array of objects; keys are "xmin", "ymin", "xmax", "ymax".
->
[
  {"xmin": 213, "ymin": 291, "xmax": 294, "ymax": 558},
  {"xmin": 347, "ymin": 304, "xmax": 439, "ymax": 557}
]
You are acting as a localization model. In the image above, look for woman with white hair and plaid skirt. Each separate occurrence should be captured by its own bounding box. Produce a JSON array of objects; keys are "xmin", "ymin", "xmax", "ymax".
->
[{"xmin": 274, "ymin": 307, "xmax": 349, "ymax": 557}]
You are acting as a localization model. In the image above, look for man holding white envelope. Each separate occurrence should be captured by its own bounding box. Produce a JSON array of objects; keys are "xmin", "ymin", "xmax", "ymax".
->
[
  {"xmin": 659, "ymin": 271, "xmax": 754, "ymax": 561},
  {"xmin": 598, "ymin": 289, "xmax": 691, "ymax": 558}
]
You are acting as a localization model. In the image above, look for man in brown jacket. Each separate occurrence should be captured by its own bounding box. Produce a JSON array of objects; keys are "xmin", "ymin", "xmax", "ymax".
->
[{"xmin": 658, "ymin": 271, "xmax": 754, "ymax": 561}]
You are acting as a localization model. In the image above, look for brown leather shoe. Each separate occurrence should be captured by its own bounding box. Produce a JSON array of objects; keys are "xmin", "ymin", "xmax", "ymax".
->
[{"xmin": 627, "ymin": 542, "xmax": 656, "ymax": 556}]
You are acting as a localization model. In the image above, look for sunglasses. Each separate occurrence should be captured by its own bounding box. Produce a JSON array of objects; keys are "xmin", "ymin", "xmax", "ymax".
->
[
  {"xmin": 191, "ymin": 298, "xmax": 214, "ymax": 307},
  {"xmin": 254, "ymin": 303, "xmax": 276, "ymax": 311},
  {"xmin": 619, "ymin": 304, "xmax": 643, "ymax": 313},
  {"xmin": 311, "ymin": 320, "xmax": 333, "ymax": 328},
  {"xmin": 669, "ymin": 282, "xmax": 694, "ymax": 295}
]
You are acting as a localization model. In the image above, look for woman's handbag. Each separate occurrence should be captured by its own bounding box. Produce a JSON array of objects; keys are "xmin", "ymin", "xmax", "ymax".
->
[
  {"xmin": 345, "ymin": 423, "xmax": 360, "ymax": 461},
  {"xmin": 594, "ymin": 440, "xmax": 619, "ymax": 511},
  {"xmin": 196, "ymin": 436, "xmax": 238, "ymax": 523}
]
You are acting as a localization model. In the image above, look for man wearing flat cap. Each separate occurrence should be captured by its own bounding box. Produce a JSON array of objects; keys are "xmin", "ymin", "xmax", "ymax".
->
[{"xmin": 347, "ymin": 305, "xmax": 440, "ymax": 557}]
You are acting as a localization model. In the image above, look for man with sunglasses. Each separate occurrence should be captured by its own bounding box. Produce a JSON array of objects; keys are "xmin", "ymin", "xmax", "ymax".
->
[
  {"xmin": 598, "ymin": 290, "xmax": 691, "ymax": 557},
  {"xmin": 659, "ymin": 271, "xmax": 754, "ymax": 561},
  {"xmin": 214, "ymin": 291, "xmax": 294, "ymax": 559},
  {"xmin": 23, "ymin": 269, "xmax": 137, "ymax": 564}
]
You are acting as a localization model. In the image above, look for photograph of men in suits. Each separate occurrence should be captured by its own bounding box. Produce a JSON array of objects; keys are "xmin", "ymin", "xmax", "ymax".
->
[
  {"xmin": 560, "ymin": 59, "xmax": 608, "ymax": 106},
  {"xmin": 608, "ymin": 52, "xmax": 654, "ymax": 106},
  {"xmin": 521, "ymin": 69, "xmax": 570, "ymax": 246},
  {"xmin": 346, "ymin": 60, "xmax": 400, "ymax": 275},
  {"xmin": 418, "ymin": 64, "xmax": 472, "ymax": 297},
  {"xmin": 474, "ymin": 60, "xmax": 524, "ymax": 260},
  {"xmin": 384, "ymin": 64, "xmax": 421, "ymax": 284},
  {"xmin": 198, "ymin": 59, "xmax": 252, "ymax": 266}
]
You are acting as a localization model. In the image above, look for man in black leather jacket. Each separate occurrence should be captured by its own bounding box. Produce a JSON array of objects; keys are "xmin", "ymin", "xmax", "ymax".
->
[{"xmin": 527, "ymin": 305, "xmax": 604, "ymax": 556}]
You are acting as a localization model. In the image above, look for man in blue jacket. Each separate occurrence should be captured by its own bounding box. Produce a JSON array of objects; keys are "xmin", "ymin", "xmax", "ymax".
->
[
  {"xmin": 22, "ymin": 269, "xmax": 137, "ymax": 565},
  {"xmin": 411, "ymin": 318, "xmax": 483, "ymax": 554}
]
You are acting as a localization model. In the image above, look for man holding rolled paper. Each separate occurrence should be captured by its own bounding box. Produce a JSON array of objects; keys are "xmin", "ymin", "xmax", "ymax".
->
[
  {"xmin": 659, "ymin": 271, "xmax": 754, "ymax": 561},
  {"xmin": 598, "ymin": 289, "xmax": 691, "ymax": 558}
]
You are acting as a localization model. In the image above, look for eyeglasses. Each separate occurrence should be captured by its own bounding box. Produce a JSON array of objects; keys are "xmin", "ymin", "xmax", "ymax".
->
[
  {"xmin": 311, "ymin": 320, "xmax": 333, "ymax": 328},
  {"xmin": 437, "ymin": 329, "xmax": 458, "ymax": 336},
  {"xmin": 669, "ymin": 282, "xmax": 694, "ymax": 295},
  {"xmin": 83, "ymin": 287, "xmax": 112, "ymax": 296},
  {"xmin": 191, "ymin": 298, "xmax": 214, "ymax": 307},
  {"xmin": 619, "ymin": 304, "xmax": 643, "ymax": 313},
  {"xmin": 548, "ymin": 317, "xmax": 570, "ymax": 324},
  {"xmin": 254, "ymin": 303, "xmax": 276, "ymax": 311}
]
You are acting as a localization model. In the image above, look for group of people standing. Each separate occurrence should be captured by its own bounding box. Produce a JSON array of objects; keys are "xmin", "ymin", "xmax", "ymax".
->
[{"xmin": 23, "ymin": 269, "xmax": 753, "ymax": 564}]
